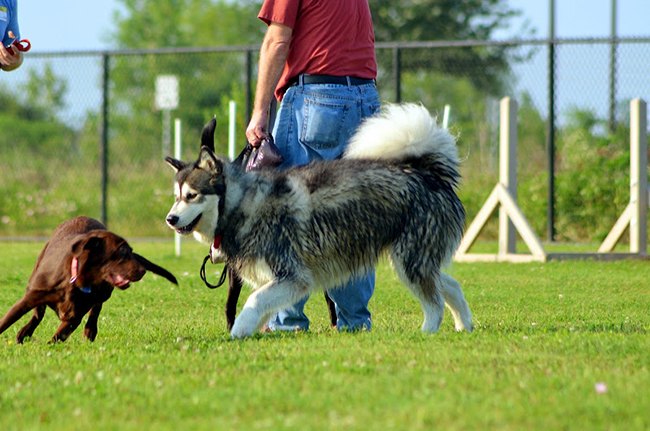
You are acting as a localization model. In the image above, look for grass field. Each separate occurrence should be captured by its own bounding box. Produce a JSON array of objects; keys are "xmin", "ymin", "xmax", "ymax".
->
[{"xmin": 1, "ymin": 240, "xmax": 649, "ymax": 430}]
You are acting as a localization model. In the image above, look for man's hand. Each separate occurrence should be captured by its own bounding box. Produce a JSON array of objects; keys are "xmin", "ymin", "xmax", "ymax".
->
[
  {"xmin": 246, "ymin": 110, "xmax": 269, "ymax": 148},
  {"xmin": 0, "ymin": 31, "xmax": 24, "ymax": 72}
]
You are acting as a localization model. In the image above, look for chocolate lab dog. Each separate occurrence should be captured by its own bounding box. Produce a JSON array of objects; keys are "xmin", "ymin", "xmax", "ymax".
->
[{"xmin": 0, "ymin": 216, "xmax": 177, "ymax": 343}]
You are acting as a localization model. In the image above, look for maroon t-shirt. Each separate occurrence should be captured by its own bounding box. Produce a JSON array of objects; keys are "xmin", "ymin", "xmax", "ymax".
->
[{"xmin": 259, "ymin": 0, "xmax": 377, "ymax": 100}]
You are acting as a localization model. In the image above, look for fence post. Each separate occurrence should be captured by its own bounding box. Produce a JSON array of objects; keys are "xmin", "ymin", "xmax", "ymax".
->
[
  {"xmin": 546, "ymin": 0, "xmax": 556, "ymax": 242},
  {"xmin": 174, "ymin": 118, "xmax": 182, "ymax": 257},
  {"xmin": 100, "ymin": 53, "xmax": 110, "ymax": 227},
  {"xmin": 609, "ymin": 0, "xmax": 618, "ymax": 132},
  {"xmin": 499, "ymin": 97, "xmax": 518, "ymax": 255},
  {"xmin": 630, "ymin": 98, "xmax": 647, "ymax": 253},
  {"xmin": 245, "ymin": 49, "xmax": 252, "ymax": 125},
  {"xmin": 229, "ymin": 101, "xmax": 236, "ymax": 161},
  {"xmin": 392, "ymin": 46, "xmax": 401, "ymax": 103}
]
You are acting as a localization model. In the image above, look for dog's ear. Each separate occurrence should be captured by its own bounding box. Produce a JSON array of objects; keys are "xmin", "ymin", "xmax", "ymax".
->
[
  {"xmin": 71, "ymin": 234, "xmax": 106, "ymax": 257},
  {"xmin": 201, "ymin": 117, "xmax": 217, "ymax": 152},
  {"xmin": 70, "ymin": 234, "xmax": 107, "ymax": 283},
  {"xmin": 165, "ymin": 157, "xmax": 186, "ymax": 173},
  {"xmin": 133, "ymin": 253, "xmax": 178, "ymax": 285},
  {"xmin": 198, "ymin": 146, "xmax": 223, "ymax": 174}
]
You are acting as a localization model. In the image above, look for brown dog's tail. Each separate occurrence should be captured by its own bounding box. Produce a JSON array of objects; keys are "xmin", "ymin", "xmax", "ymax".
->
[{"xmin": 133, "ymin": 254, "xmax": 178, "ymax": 285}]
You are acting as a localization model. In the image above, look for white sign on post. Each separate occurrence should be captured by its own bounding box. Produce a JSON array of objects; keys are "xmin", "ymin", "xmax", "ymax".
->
[
  {"xmin": 155, "ymin": 75, "xmax": 179, "ymax": 157},
  {"xmin": 155, "ymin": 75, "xmax": 179, "ymax": 110}
]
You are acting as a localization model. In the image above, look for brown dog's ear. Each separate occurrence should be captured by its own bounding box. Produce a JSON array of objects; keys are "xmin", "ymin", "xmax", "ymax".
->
[
  {"xmin": 165, "ymin": 157, "xmax": 187, "ymax": 172},
  {"xmin": 201, "ymin": 117, "xmax": 217, "ymax": 151},
  {"xmin": 71, "ymin": 234, "xmax": 105, "ymax": 257},
  {"xmin": 70, "ymin": 234, "xmax": 106, "ymax": 283},
  {"xmin": 198, "ymin": 146, "xmax": 223, "ymax": 174},
  {"xmin": 133, "ymin": 253, "xmax": 178, "ymax": 285}
]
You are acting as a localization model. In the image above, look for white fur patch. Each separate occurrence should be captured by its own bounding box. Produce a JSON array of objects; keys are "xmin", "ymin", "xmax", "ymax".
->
[{"xmin": 345, "ymin": 103, "xmax": 458, "ymax": 164}]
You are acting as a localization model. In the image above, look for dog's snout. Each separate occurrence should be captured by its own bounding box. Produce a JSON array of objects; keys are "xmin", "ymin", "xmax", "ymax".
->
[{"xmin": 166, "ymin": 215, "xmax": 179, "ymax": 226}]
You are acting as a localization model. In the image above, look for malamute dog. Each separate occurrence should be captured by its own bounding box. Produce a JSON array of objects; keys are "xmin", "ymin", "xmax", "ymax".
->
[{"xmin": 165, "ymin": 103, "xmax": 473, "ymax": 339}]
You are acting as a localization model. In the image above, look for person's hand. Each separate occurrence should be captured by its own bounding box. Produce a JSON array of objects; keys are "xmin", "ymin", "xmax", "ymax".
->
[
  {"xmin": 0, "ymin": 31, "xmax": 24, "ymax": 72},
  {"xmin": 246, "ymin": 109, "xmax": 269, "ymax": 148}
]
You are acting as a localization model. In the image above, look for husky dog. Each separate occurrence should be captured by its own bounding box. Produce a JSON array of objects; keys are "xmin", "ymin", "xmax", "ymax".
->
[{"xmin": 165, "ymin": 103, "xmax": 473, "ymax": 339}]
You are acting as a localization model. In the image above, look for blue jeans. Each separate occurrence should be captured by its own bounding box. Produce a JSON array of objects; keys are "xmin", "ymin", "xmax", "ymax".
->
[{"xmin": 268, "ymin": 78, "xmax": 380, "ymax": 332}]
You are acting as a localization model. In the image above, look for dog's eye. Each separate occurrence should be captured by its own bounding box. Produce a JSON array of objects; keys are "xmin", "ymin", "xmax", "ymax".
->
[{"xmin": 186, "ymin": 192, "xmax": 197, "ymax": 200}]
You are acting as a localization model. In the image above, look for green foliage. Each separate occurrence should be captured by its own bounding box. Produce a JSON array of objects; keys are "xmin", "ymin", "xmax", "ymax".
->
[
  {"xmin": 554, "ymin": 109, "xmax": 631, "ymax": 242},
  {"xmin": 23, "ymin": 64, "xmax": 68, "ymax": 122},
  {"xmin": 370, "ymin": 0, "xmax": 530, "ymax": 95},
  {"xmin": 370, "ymin": 0, "xmax": 523, "ymax": 42},
  {"xmin": 1, "ymin": 242, "xmax": 649, "ymax": 430}
]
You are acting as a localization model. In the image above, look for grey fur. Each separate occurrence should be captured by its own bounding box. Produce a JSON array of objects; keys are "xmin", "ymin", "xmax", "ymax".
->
[{"xmin": 166, "ymin": 103, "xmax": 473, "ymax": 338}]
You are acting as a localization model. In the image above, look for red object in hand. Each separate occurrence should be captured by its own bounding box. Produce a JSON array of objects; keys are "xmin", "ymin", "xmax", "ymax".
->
[{"xmin": 6, "ymin": 39, "xmax": 31, "ymax": 55}]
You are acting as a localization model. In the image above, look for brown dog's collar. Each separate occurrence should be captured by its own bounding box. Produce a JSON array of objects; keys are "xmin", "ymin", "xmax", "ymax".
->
[{"xmin": 70, "ymin": 257, "xmax": 79, "ymax": 284}]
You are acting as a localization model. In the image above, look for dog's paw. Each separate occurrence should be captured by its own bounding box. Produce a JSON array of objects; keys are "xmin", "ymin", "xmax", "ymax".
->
[
  {"xmin": 83, "ymin": 326, "xmax": 98, "ymax": 342},
  {"xmin": 15, "ymin": 326, "xmax": 33, "ymax": 344},
  {"xmin": 230, "ymin": 307, "xmax": 260, "ymax": 339}
]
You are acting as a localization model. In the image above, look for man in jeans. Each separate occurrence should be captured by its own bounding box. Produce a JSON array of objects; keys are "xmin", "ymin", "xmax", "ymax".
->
[{"xmin": 245, "ymin": 0, "xmax": 380, "ymax": 332}]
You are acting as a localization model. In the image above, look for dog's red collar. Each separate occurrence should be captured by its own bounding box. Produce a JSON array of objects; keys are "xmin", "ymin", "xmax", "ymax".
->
[{"xmin": 213, "ymin": 234, "xmax": 222, "ymax": 250}]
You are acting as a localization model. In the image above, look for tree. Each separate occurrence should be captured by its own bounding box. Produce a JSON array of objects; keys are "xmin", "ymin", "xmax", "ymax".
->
[
  {"xmin": 370, "ymin": 0, "xmax": 530, "ymax": 96},
  {"xmin": 107, "ymin": 0, "xmax": 267, "ymax": 159},
  {"xmin": 370, "ymin": 0, "xmax": 522, "ymax": 43}
]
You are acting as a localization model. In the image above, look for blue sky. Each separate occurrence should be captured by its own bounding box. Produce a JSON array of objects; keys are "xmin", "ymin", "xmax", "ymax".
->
[{"xmin": 18, "ymin": 0, "xmax": 650, "ymax": 52}]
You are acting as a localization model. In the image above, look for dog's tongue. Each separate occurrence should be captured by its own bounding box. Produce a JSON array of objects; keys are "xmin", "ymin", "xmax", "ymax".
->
[{"xmin": 111, "ymin": 274, "xmax": 131, "ymax": 288}]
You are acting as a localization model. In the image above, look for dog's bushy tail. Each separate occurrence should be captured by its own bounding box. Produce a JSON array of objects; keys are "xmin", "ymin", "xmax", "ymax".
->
[{"xmin": 344, "ymin": 103, "xmax": 458, "ymax": 168}]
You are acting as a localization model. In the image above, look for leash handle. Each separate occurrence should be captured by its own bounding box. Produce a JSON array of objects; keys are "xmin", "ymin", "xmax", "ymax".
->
[{"xmin": 200, "ymin": 255, "xmax": 228, "ymax": 289}]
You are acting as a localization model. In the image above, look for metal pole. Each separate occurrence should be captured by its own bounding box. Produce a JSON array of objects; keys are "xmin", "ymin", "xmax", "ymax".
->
[
  {"xmin": 229, "ymin": 101, "xmax": 236, "ymax": 161},
  {"xmin": 162, "ymin": 109, "xmax": 171, "ymax": 158},
  {"xmin": 546, "ymin": 0, "xmax": 556, "ymax": 242},
  {"xmin": 100, "ymin": 53, "xmax": 110, "ymax": 227},
  {"xmin": 245, "ymin": 49, "xmax": 252, "ymax": 126},
  {"xmin": 609, "ymin": 0, "xmax": 618, "ymax": 132},
  {"xmin": 392, "ymin": 46, "xmax": 401, "ymax": 103},
  {"xmin": 174, "ymin": 118, "xmax": 182, "ymax": 257}
]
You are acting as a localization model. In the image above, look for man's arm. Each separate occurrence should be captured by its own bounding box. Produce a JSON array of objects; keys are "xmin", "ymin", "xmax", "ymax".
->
[{"xmin": 245, "ymin": 22, "xmax": 292, "ymax": 147}]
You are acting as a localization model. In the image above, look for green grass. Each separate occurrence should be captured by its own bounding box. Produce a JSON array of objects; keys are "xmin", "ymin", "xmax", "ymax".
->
[{"xmin": 1, "ymin": 240, "xmax": 649, "ymax": 430}]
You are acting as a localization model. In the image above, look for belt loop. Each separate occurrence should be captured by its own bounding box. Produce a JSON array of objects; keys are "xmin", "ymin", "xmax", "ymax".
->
[
  {"xmin": 299, "ymin": 74, "xmax": 305, "ymax": 88},
  {"xmin": 345, "ymin": 76, "xmax": 352, "ymax": 89}
]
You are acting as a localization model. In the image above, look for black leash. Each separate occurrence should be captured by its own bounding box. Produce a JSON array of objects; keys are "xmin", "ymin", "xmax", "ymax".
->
[
  {"xmin": 199, "ymin": 106, "xmax": 282, "ymax": 290},
  {"xmin": 200, "ymin": 255, "xmax": 228, "ymax": 289}
]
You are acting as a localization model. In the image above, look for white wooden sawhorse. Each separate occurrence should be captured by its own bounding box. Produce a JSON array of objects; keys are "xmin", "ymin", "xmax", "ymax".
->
[{"xmin": 454, "ymin": 97, "xmax": 648, "ymax": 263}]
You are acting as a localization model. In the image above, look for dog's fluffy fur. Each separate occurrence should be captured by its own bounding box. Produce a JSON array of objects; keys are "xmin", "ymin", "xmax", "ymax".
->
[{"xmin": 166, "ymin": 103, "xmax": 473, "ymax": 338}]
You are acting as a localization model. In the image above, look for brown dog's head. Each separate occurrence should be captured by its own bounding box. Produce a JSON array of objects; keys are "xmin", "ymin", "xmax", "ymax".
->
[{"xmin": 70, "ymin": 231, "xmax": 177, "ymax": 290}]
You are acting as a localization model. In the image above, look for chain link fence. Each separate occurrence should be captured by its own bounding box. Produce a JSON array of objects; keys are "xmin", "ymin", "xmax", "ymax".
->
[{"xmin": 1, "ymin": 37, "xmax": 649, "ymax": 242}]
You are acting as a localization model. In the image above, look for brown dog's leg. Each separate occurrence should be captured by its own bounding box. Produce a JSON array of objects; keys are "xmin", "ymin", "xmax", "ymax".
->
[
  {"xmin": 325, "ymin": 292, "xmax": 337, "ymax": 328},
  {"xmin": 16, "ymin": 305, "xmax": 47, "ymax": 343},
  {"xmin": 83, "ymin": 303, "xmax": 104, "ymax": 342},
  {"xmin": 0, "ymin": 296, "xmax": 37, "ymax": 340},
  {"xmin": 225, "ymin": 266, "xmax": 243, "ymax": 331},
  {"xmin": 50, "ymin": 316, "xmax": 84, "ymax": 343}
]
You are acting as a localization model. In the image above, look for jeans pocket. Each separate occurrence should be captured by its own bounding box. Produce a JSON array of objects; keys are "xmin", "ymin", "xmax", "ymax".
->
[{"xmin": 301, "ymin": 99, "xmax": 351, "ymax": 150}]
